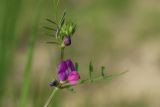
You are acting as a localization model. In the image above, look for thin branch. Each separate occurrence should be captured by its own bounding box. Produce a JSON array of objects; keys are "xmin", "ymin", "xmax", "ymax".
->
[
  {"xmin": 61, "ymin": 71, "xmax": 128, "ymax": 89},
  {"xmin": 44, "ymin": 88, "xmax": 59, "ymax": 107}
]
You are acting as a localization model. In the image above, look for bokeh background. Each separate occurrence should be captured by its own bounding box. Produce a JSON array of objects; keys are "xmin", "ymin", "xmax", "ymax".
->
[{"xmin": 0, "ymin": 0, "xmax": 160, "ymax": 107}]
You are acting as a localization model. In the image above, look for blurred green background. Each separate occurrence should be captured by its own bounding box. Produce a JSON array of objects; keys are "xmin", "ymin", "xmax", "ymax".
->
[{"xmin": 0, "ymin": 0, "xmax": 160, "ymax": 107}]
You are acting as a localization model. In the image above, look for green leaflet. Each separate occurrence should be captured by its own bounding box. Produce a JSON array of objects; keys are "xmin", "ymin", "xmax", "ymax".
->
[
  {"xmin": 89, "ymin": 61, "xmax": 93, "ymax": 80},
  {"xmin": 46, "ymin": 18, "xmax": 58, "ymax": 25},
  {"xmin": 43, "ymin": 26, "xmax": 56, "ymax": 31},
  {"xmin": 59, "ymin": 10, "xmax": 66, "ymax": 28},
  {"xmin": 46, "ymin": 42, "xmax": 60, "ymax": 45},
  {"xmin": 75, "ymin": 62, "xmax": 79, "ymax": 71},
  {"xmin": 101, "ymin": 66, "xmax": 105, "ymax": 77},
  {"xmin": 66, "ymin": 86, "xmax": 76, "ymax": 93}
]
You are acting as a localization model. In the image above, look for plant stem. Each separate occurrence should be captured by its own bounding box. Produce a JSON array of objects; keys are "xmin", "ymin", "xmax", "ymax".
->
[
  {"xmin": 43, "ymin": 48, "xmax": 63, "ymax": 107},
  {"xmin": 61, "ymin": 71, "xmax": 128, "ymax": 89},
  {"xmin": 61, "ymin": 47, "xmax": 64, "ymax": 60},
  {"xmin": 44, "ymin": 88, "xmax": 59, "ymax": 107}
]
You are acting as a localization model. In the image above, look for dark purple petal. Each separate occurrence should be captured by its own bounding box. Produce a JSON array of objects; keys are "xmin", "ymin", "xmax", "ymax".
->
[
  {"xmin": 58, "ymin": 61, "xmax": 67, "ymax": 73},
  {"xmin": 64, "ymin": 36, "xmax": 71, "ymax": 46},
  {"xmin": 68, "ymin": 71, "xmax": 80, "ymax": 85},
  {"xmin": 57, "ymin": 61, "xmax": 68, "ymax": 81},
  {"xmin": 58, "ymin": 71, "xmax": 68, "ymax": 81},
  {"xmin": 66, "ymin": 59, "xmax": 76, "ymax": 71}
]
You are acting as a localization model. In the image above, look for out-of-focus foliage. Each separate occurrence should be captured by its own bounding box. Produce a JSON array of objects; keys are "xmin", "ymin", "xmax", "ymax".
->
[{"xmin": 0, "ymin": 0, "xmax": 22, "ymax": 105}]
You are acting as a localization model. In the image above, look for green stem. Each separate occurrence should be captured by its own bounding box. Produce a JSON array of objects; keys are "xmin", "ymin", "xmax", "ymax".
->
[
  {"xmin": 44, "ymin": 44, "xmax": 64, "ymax": 107},
  {"xmin": 61, "ymin": 47, "xmax": 64, "ymax": 60},
  {"xmin": 44, "ymin": 88, "xmax": 59, "ymax": 107},
  {"xmin": 61, "ymin": 71, "xmax": 128, "ymax": 89},
  {"xmin": 45, "ymin": 0, "xmax": 64, "ymax": 103}
]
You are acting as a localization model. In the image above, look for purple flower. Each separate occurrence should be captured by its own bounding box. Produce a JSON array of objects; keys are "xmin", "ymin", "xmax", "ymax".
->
[
  {"xmin": 57, "ymin": 59, "xmax": 80, "ymax": 85},
  {"xmin": 64, "ymin": 36, "xmax": 71, "ymax": 46}
]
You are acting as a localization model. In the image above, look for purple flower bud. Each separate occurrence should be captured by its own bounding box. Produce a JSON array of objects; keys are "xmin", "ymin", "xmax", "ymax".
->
[
  {"xmin": 68, "ymin": 71, "xmax": 80, "ymax": 85},
  {"xmin": 49, "ymin": 80, "xmax": 58, "ymax": 87},
  {"xmin": 64, "ymin": 36, "xmax": 71, "ymax": 46}
]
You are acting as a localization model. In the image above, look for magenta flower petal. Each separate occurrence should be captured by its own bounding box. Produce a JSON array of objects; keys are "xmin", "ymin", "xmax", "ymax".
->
[{"xmin": 68, "ymin": 71, "xmax": 80, "ymax": 85}]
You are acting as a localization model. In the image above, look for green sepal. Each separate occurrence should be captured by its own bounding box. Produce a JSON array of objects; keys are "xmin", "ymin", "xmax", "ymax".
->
[
  {"xmin": 70, "ymin": 25, "xmax": 76, "ymax": 36},
  {"xmin": 68, "ymin": 23, "xmax": 76, "ymax": 35},
  {"xmin": 75, "ymin": 62, "xmax": 78, "ymax": 71},
  {"xmin": 60, "ymin": 22, "xmax": 76, "ymax": 36}
]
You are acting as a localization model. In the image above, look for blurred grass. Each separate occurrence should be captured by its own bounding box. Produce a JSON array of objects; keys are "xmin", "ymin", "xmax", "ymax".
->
[
  {"xmin": 19, "ymin": 0, "xmax": 44, "ymax": 106},
  {"xmin": 0, "ymin": 0, "xmax": 22, "ymax": 106}
]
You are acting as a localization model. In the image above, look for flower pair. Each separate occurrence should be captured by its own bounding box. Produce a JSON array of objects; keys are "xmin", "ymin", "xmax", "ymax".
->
[{"xmin": 58, "ymin": 59, "xmax": 80, "ymax": 85}]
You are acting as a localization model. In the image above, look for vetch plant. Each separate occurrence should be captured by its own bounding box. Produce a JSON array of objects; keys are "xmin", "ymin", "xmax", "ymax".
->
[{"xmin": 43, "ymin": 0, "xmax": 127, "ymax": 107}]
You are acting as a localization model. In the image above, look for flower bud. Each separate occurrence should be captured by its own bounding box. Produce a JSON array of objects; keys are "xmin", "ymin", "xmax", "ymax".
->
[
  {"xmin": 49, "ymin": 80, "xmax": 58, "ymax": 87},
  {"xmin": 64, "ymin": 36, "xmax": 71, "ymax": 46}
]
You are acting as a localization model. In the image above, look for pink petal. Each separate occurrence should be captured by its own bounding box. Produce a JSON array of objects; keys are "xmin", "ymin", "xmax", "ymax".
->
[{"xmin": 68, "ymin": 71, "xmax": 80, "ymax": 85}]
